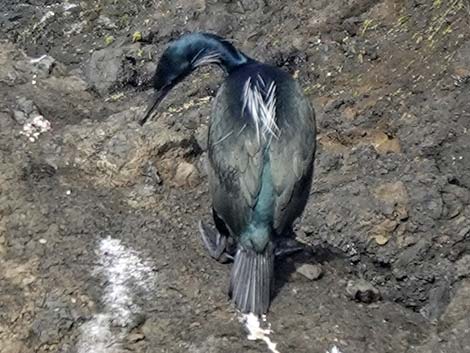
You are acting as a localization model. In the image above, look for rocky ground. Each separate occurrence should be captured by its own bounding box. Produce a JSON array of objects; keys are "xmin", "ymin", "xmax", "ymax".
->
[{"xmin": 1, "ymin": 0, "xmax": 470, "ymax": 352}]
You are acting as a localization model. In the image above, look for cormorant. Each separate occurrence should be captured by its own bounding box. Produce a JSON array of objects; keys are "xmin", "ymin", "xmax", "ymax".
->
[{"xmin": 140, "ymin": 32, "xmax": 316, "ymax": 315}]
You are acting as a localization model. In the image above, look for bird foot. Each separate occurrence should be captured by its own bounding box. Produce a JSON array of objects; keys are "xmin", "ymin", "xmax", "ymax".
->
[
  {"xmin": 275, "ymin": 237, "xmax": 309, "ymax": 258},
  {"xmin": 199, "ymin": 221, "xmax": 233, "ymax": 263}
]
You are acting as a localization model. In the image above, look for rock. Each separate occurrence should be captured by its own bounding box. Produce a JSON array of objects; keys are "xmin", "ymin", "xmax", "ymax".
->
[
  {"xmin": 13, "ymin": 97, "xmax": 40, "ymax": 124},
  {"xmin": 196, "ymin": 153, "xmax": 210, "ymax": 178},
  {"xmin": 373, "ymin": 181, "xmax": 409, "ymax": 217},
  {"xmin": 455, "ymin": 255, "xmax": 470, "ymax": 279},
  {"xmin": 394, "ymin": 239, "xmax": 431, "ymax": 268},
  {"xmin": 195, "ymin": 124, "xmax": 208, "ymax": 151},
  {"xmin": 173, "ymin": 161, "xmax": 200, "ymax": 187},
  {"xmin": 439, "ymin": 280, "xmax": 470, "ymax": 328},
  {"xmin": 318, "ymin": 153, "xmax": 343, "ymax": 172},
  {"xmin": 127, "ymin": 332, "xmax": 145, "ymax": 343},
  {"xmin": 296, "ymin": 264, "xmax": 323, "ymax": 280},
  {"xmin": 374, "ymin": 234, "xmax": 389, "ymax": 245},
  {"xmin": 31, "ymin": 295, "xmax": 74, "ymax": 346},
  {"xmin": 0, "ymin": 42, "xmax": 29, "ymax": 85},
  {"xmin": 371, "ymin": 219, "xmax": 399, "ymax": 245},
  {"xmin": 324, "ymin": 98, "xmax": 346, "ymax": 112},
  {"xmin": 419, "ymin": 280, "xmax": 450, "ymax": 321},
  {"xmin": 86, "ymin": 47, "xmax": 123, "ymax": 95},
  {"xmin": 1, "ymin": 340, "xmax": 26, "ymax": 353},
  {"xmin": 54, "ymin": 110, "xmax": 195, "ymax": 186},
  {"xmin": 301, "ymin": 224, "xmax": 315, "ymax": 236},
  {"xmin": 346, "ymin": 279, "xmax": 381, "ymax": 303},
  {"xmin": 367, "ymin": 0, "xmax": 399, "ymax": 27},
  {"xmin": 85, "ymin": 45, "xmax": 137, "ymax": 95},
  {"xmin": 142, "ymin": 161, "xmax": 162, "ymax": 185},
  {"xmin": 189, "ymin": 335, "xmax": 229, "ymax": 353},
  {"xmin": 97, "ymin": 15, "xmax": 117, "ymax": 29},
  {"xmin": 415, "ymin": 281, "xmax": 470, "ymax": 353},
  {"xmin": 341, "ymin": 106, "xmax": 358, "ymax": 120},
  {"xmin": 12, "ymin": 110, "xmax": 26, "ymax": 124},
  {"xmin": 453, "ymin": 40, "xmax": 470, "ymax": 77},
  {"xmin": 366, "ymin": 131, "xmax": 401, "ymax": 154},
  {"xmin": 343, "ymin": 17, "xmax": 362, "ymax": 35},
  {"xmin": 30, "ymin": 55, "xmax": 56, "ymax": 78},
  {"xmin": 42, "ymin": 75, "xmax": 88, "ymax": 93},
  {"xmin": 0, "ymin": 111, "xmax": 15, "ymax": 132}
]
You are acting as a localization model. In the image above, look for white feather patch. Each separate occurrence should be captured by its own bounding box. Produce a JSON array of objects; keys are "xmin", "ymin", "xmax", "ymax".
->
[
  {"xmin": 192, "ymin": 49, "xmax": 221, "ymax": 67},
  {"xmin": 242, "ymin": 76, "xmax": 279, "ymax": 143}
]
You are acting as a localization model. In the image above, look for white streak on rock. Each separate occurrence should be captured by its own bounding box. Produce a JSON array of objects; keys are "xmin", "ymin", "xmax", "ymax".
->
[
  {"xmin": 240, "ymin": 313, "xmax": 281, "ymax": 353},
  {"xmin": 39, "ymin": 11, "xmax": 55, "ymax": 24},
  {"xmin": 77, "ymin": 314, "xmax": 116, "ymax": 353},
  {"xmin": 327, "ymin": 345, "xmax": 345, "ymax": 353},
  {"xmin": 63, "ymin": 3, "xmax": 78, "ymax": 11},
  {"xmin": 30, "ymin": 55, "xmax": 48, "ymax": 64},
  {"xmin": 77, "ymin": 237, "xmax": 155, "ymax": 353}
]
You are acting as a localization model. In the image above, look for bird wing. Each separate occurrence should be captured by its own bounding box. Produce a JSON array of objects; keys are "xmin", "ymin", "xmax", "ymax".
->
[
  {"xmin": 207, "ymin": 82, "xmax": 264, "ymax": 237},
  {"xmin": 269, "ymin": 81, "xmax": 316, "ymax": 235}
]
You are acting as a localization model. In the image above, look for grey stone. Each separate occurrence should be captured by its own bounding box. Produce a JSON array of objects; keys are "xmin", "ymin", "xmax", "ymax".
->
[
  {"xmin": 0, "ymin": 112, "xmax": 15, "ymax": 132},
  {"xmin": 420, "ymin": 280, "xmax": 450, "ymax": 321},
  {"xmin": 97, "ymin": 15, "xmax": 117, "ymax": 29},
  {"xmin": 12, "ymin": 110, "xmax": 27, "ymax": 124},
  {"xmin": 346, "ymin": 279, "xmax": 381, "ymax": 303},
  {"xmin": 143, "ymin": 161, "xmax": 162, "ymax": 185},
  {"xmin": 456, "ymin": 255, "xmax": 470, "ymax": 279},
  {"xmin": 195, "ymin": 124, "xmax": 208, "ymax": 151},
  {"xmin": 30, "ymin": 55, "xmax": 56, "ymax": 78},
  {"xmin": 296, "ymin": 264, "xmax": 323, "ymax": 280},
  {"xmin": 416, "ymin": 281, "xmax": 470, "ymax": 352},
  {"xmin": 13, "ymin": 97, "xmax": 40, "ymax": 124},
  {"xmin": 173, "ymin": 161, "xmax": 200, "ymax": 187},
  {"xmin": 85, "ymin": 46, "xmax": 137, "ymax": 95}
]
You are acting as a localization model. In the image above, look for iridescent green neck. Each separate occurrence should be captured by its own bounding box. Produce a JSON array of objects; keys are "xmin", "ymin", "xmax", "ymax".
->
[{"xmin": 173, "ymin": 32, "xmax": 253, "ymax": 73}]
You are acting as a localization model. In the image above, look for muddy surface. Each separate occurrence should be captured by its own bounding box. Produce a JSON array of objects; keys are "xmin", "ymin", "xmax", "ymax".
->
[{"xmin": 1, "ymin": 0, "xmax": 470, "ymax": 352}]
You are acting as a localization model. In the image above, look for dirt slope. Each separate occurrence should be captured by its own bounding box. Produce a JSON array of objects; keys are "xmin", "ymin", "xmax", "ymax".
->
[{"xmin": 1, "ymin": 0, "xmax": 470, "ymax": 352}]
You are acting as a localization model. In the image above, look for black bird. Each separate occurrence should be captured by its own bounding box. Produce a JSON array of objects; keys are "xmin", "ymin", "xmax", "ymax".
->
[{"xmin": 140, "ymin": 33, "xmax": 316, "ymax": 315}]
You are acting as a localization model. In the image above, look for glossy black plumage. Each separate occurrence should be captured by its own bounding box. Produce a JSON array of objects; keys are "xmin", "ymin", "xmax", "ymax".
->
[
  {"xmin": 208, "ymin": 63, "xmax": 315, "ymax": 314},
  {"xmin": 208, "ymin": 64, "xmax": 315, "ymax": 238},
  {"xmin": 141, "ymin": 32, "xmax": 316, "ymax": 315}
]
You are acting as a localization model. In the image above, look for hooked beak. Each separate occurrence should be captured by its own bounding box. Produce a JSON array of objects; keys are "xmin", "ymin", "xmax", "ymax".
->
[{"xmin": 139, "ymin": 85, "xmax": 172, "ymax": 126}]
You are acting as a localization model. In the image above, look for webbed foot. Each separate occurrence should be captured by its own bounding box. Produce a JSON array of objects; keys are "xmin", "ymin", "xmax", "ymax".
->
[
  {"xmin": 199, "ymin": 221, "xmax": 233, "ymax": 263},
  {"xmin": 275, "ymin": 237, "xmax": 310, "ymax": 258}
]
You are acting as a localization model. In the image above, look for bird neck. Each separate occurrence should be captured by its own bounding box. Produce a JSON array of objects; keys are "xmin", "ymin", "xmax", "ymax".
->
[{"xmin": 185, "ymin": 33, "xmax": 254, "ymax": 73}]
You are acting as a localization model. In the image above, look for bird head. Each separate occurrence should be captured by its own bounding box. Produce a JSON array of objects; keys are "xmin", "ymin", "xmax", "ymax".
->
[
  {"xmin": 139, "ymin": 41, "xmax": 194, "ymax": 125},
  {"xmin": 139, "ymin": 32, "xmax": 248, "ymax": 125}
]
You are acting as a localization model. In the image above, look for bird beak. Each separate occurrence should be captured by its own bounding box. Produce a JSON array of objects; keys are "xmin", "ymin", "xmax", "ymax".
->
[{"xmin": 139, "ymin": 85, "xmax": 172, "ymax": 126}]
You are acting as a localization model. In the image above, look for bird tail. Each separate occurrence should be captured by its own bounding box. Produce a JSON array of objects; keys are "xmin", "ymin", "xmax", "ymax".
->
[{"xmin": 229, "ymin": 244, "xmax": 275, "ymax": 315}]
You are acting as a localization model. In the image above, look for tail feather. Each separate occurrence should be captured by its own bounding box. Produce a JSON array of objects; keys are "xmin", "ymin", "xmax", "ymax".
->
[{"xmin": 229, "ymin": 246, "xmax": 274, "ymax": 315}]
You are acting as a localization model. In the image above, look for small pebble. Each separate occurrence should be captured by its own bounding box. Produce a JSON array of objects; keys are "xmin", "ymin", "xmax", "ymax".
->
[
  {"xmin": 127, "ymin": 333, "xmax": 145, "ymax": 343},
  {"xmin": 296, "ymin": 263, "xmax": 323, "ymax": 280},
  {"xmin": 346, "ymin": 279, "xmax": 381, "ymax": 303},
  {"xmin": 374, "ymin": 234, "xmax": 389, "ymax": 245},
  {"xmin": 39, "ymin": 238, "xmax": 47, "ymax": 244},
  {"xmin": 173, "ymin": 161, "xmax": 200, "ymax": 187}
]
